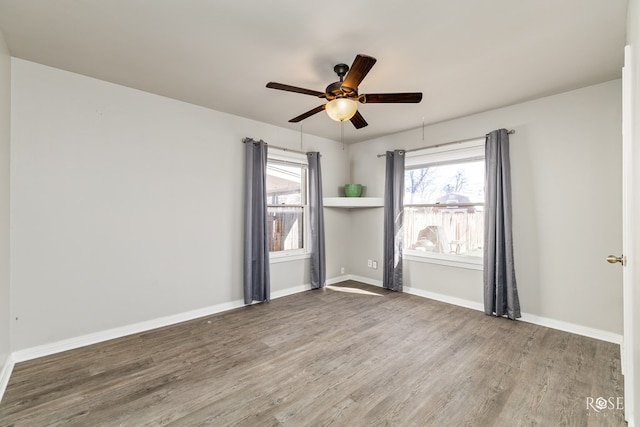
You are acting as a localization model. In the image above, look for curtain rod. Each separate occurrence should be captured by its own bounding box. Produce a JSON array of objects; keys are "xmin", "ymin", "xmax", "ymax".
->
[
  {"xmin": 376, "ymin": 129, "xmax": 515, "ymax": 158},
  {"xmin": 244, "ymin": 139, "xmax": 309, "ymax": 156},
  {"xmin": 268, "ymin": 144, "xmax": 309, "ymax": 156}
]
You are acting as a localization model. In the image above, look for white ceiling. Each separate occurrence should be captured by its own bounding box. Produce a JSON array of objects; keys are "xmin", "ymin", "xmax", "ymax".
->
[{"xmin": 0, "ymin": 0, "xmax": 628, "ymax": 144}]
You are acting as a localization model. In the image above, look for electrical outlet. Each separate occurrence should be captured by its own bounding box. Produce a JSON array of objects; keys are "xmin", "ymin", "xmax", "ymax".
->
[
  {"xmin": 367, "ymin": 259, "xmax": 372, "ymax": 268},
  {"xmin": 372, "ymin": 261, "xmax": 378, "ymax": 269},
  {"xmin": 340, "ymin": 267, "xmax": 345, "ymax": 274}
]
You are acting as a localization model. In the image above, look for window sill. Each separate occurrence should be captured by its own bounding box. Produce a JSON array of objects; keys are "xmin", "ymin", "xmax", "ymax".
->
[
  {"xmin": 404, "ymin": 250, "xmax": 483, "ymax": 271},
  {"xmin": 269, "ymin": 252, "xmax": 311, "ymax": 263}
]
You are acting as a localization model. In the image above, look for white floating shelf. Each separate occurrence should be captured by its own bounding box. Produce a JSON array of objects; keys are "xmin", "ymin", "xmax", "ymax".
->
[{"xmin": 323, "ymin": 197, "xmax": 384, "ymax": 208}]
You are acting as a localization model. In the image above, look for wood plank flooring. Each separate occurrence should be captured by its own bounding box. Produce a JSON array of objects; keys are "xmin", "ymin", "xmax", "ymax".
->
[{"xmin": 0, "ymin": 281, "xmax": 626, "ymax": 426}]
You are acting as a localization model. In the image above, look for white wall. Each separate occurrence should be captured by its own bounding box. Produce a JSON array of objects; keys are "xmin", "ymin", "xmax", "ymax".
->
[
  {"xmin": 10, "ymin": 59, "xmax": 350, "ymax": 351},
  {"xmin": 0, "ymin": 30, "xmax": 11, "ymax": 382},
  {"xmin": 348, "ymin": 80, "xmax": 623, "ymax": 335}
]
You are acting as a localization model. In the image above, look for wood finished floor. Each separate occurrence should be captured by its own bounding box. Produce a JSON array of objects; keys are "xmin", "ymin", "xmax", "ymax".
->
[{"xmin": 0, "ymin": 281, "xmax": 626, "ymax": 426}]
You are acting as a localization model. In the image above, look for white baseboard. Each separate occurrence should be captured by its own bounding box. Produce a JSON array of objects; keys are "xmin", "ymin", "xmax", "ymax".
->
[
  {"xmin": 518, "ymin": 313, "xmax": 623, "ymax": 344},
  {"xmin": 345, "ymin": 275, "xmax": 383, "ymax": 287},
  {"xmin": 271, "ymin": 283, "xmax": 311, "ymax": 299},
  {"xmin": 404, "ymin": 286, "xmax": 484, "ymax": 312},
  {"xmin": 404, "ymin": 285, "xmax": 622, "ymax": 344},
  {"xmin": 12, "ymin": 283, "xmax": 312, "ymax": 364},
  {"xmin": 12, "ymin": 299, "xmax": 245, "ymax": 363},
  {"xmin": 9, "ymin": 275, "xmax": 624, "ymax": 368},
  {"xmin": 326, "ymin": 275, "xmax": 350, "ymax": 285},
  {"xmin": 0, "ymin": 354, "xmax": 15, "ymax": 404}
]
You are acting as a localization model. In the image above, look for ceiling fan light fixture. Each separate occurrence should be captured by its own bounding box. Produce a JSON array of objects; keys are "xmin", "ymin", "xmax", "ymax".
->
[{"xmin": 325, "ymin": 98, "xmax": 357, "ymax": 122}]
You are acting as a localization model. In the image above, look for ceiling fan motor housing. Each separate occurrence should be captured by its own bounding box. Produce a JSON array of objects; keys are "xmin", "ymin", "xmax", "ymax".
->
[{"xmin": 325, "ymin": 81, "xmax": 357, "ymax": 100}]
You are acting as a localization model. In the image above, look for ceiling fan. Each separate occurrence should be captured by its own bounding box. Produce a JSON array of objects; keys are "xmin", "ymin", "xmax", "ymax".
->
[{"xmin": 266, "ymin": 54, "xmax": 423, "ymax": 129}]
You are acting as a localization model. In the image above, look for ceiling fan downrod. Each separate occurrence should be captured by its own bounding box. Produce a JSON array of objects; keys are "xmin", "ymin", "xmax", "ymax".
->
[{"xmin": 334, "ymin": 63, "xmax": 349, "ymax": 81}]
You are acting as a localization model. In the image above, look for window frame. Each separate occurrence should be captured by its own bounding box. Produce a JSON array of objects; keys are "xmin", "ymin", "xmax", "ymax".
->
[
  {"xmin": 266, "ymin": 149, "xmax": 310, "ymax": 262},
  {"xmin": 403, "ymin": 138, "xmax": 485, "ymax": 270}
]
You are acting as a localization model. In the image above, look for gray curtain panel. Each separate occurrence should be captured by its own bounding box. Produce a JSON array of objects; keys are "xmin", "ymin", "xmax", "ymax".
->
[
  {"xmin": 383, "ymin": 150, "xmax": 405, "ymax": 291},
  {"xmin": 483, "ymin": 129, "xmax": 521, "ymax": 319},
  {"xmin": 243, "ymin": 138, "xmax": 271, "ymax": 304},
  {"xmin": 307, "ymin": 152, "xmax": 326, "ymax": 289}
]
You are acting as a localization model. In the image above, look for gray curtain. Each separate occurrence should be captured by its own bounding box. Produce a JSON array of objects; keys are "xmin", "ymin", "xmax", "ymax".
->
[
  {"xmin": 383, "ymin": 150, "xmax": 404, "ymax": 291},
  {"xmin": 307, "ymin": 152, "xmax": 326, "ymax": 289},
  {"xmin": 483, "ymin": 129, "xmax": 521, "ymax": 319},
  {"xmin": 243, "ymin": 138, "xmax": 270, "ymax": 304}
]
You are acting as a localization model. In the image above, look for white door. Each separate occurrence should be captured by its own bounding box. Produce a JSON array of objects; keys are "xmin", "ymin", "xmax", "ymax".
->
[{"xmin": 620, "ymin": 44, "xmax": 637, "ymax": 425}]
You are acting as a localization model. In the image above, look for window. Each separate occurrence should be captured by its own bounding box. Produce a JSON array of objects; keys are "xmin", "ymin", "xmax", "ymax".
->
[
  {"xmin": 266, "ymin": 150, "xmax": 308, "ymax": 256},
  {"xmin": 404, "ymin": 139, "xmax": 485, "ymax": 265}
]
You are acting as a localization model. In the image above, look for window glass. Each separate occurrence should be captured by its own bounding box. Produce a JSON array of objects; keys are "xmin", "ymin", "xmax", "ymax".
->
[
  {"xmin": 266, "ymin": 159, "xmax": 306, "ymax": 253},
  {"xmin": 404, "ymin": 144, "xmax": 484, "ymax": 258},
  {"xmin": 266, "ymin": 162, "xmax": 303, "ymax": 205},
  {"xmin": 267, "ymin": 206, "xmax": 304, "ymax": 252},
  {"xmin": 405, "ymin": 160, "xmax": 484, "ymax": 204}
]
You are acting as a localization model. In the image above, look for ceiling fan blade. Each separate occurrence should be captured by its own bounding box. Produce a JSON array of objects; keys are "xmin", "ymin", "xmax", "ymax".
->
[
  {"xmin": 342, "ymin": 54, "xmax": 377, "ymax": 93},
  {"xmin": 266, "ymin": 82, "xmax": 326, "ymax": 98},
  {"xmin": 289, "ymin": 104, "xmax": 326, "ymax": 123},
  {"xmin": 359, "ymin": 92, "xmax": 423, "ymax": 104},
  {"xmin": 350, "ymin": 110, "xmax": 368, "ymax": 129}
]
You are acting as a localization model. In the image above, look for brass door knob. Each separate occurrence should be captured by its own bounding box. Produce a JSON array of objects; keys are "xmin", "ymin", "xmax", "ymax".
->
[{"xmin": 607, "ymin": 255, "xmax": 625, "ymax": 265}]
